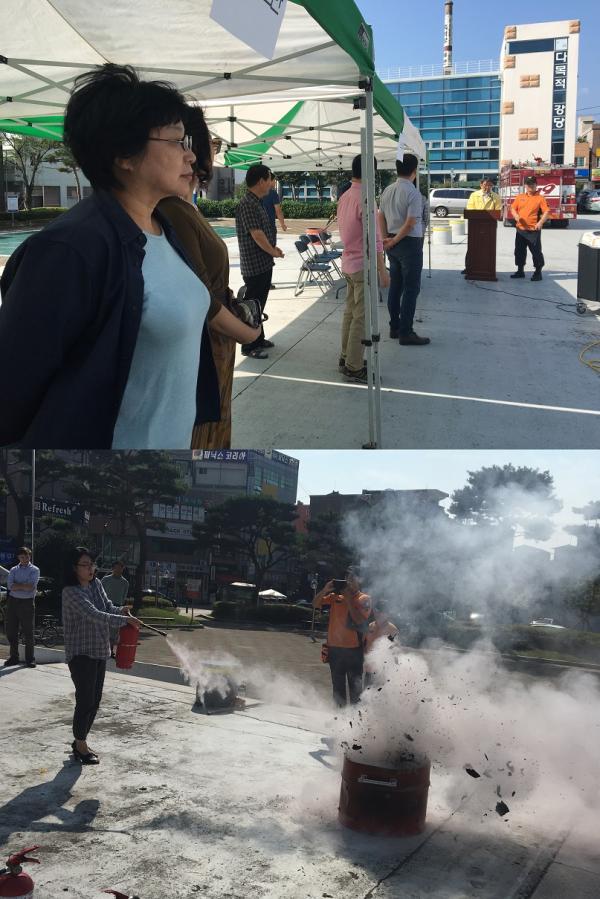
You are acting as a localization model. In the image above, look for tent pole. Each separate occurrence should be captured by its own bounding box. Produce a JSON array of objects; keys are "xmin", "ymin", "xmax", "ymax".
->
[
  {"xmin": 427, "ymin": 155, "xmax": 432, "ymax": 278},
  {"xmin": 360, "ymin": 124, "xmax": 375, "ymax": 448},
  {"xmin": 361, "ymin": 81, "xmax": 382, "ymax": 448}
]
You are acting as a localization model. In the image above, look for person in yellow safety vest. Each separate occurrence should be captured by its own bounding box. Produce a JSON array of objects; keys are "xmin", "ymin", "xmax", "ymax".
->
[
  {"xmin": 466, "ymin": 177, "xmax": 502, "ymax": 212},
  {"xmin": 462, "ymin": 178, "xmax": 502, "ymax": 274}
]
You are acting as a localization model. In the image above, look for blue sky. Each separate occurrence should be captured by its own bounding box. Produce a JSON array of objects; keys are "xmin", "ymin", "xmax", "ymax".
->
[
  {"xmin": 282, "ymin": 450, "xmax": 600, "ymax": 549},
  {"xmin": 360, "ymin": 0, "xmax": 597, "ymax": 115}
]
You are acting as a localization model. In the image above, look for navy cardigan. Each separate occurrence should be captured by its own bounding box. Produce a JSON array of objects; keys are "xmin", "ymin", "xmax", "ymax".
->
[{"xmin": 0, "ymin": 191, "xmax": 220, "ymax": 448}]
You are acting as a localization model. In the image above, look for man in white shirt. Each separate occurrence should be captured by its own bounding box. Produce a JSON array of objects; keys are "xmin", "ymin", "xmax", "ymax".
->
[
  {"xmin": 4, "ymin": 546, "xmax": 41, "ymax": 667},
  {"xmin": 379, "ymin": 154, "xmax": 430, "ymax": 346}
]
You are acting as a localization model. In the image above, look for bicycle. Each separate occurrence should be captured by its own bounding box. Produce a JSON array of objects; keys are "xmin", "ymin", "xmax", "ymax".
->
[{"xmin": 33, "ymin": 615, "xmax": 63, "ymax": 648}]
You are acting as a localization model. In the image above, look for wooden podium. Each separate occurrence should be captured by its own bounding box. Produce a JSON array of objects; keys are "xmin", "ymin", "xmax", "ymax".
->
[{"xmin": 464, "ymin": 210, "xmax": 502, "ymax": 282}]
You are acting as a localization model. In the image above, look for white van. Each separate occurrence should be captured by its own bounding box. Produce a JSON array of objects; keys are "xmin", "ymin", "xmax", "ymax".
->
[{"xmin": 429, "ymin": 187, "xmax": 475, "ymax": 217}]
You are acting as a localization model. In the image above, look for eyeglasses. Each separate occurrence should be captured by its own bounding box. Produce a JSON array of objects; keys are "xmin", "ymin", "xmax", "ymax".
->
[
  {"xmin": 147, "ymin": 134, "xmax": 193, "ymax": 151},
  {"xmin": 77, "ymin": 562, "xmax": 97, "ymax": 569}
]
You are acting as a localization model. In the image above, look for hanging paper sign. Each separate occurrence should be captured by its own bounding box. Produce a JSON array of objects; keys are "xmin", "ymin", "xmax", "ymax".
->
[{"xmin": 210, "ymin": 0, "xmax": 287, "ymax": 59}]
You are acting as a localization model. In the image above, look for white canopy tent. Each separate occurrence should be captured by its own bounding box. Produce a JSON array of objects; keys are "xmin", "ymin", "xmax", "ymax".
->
[{"xmin": 0, "ymin": 0, "xmax": 425, "ymax": 448}]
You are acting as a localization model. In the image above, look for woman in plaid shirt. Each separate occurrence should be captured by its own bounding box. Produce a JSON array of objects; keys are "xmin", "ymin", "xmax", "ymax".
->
[{"xmin": 62, "ymin": 546, "xmax": 141, "ymax": 765}]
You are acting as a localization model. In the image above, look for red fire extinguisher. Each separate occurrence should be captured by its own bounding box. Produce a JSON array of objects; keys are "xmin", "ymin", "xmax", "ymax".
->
[
  {"xmin": 0, "ymin": 846, "xmax": 39, "ymax": 898},
  {"xmin": 115, "ymin": 621, "xmax": 140, "ymax": 670}
]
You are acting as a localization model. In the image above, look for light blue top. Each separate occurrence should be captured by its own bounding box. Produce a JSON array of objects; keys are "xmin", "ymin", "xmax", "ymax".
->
[
  {"xmin": 7, "ymin": 561, "xmax": 40, "ymax": 599},
  {"xmin": 380, "ymin": 178, "xmax": 424, "ymax": 239},
  {"xmin": 112, "ymin": 230, "xmax": 210, "ymax": 449}
]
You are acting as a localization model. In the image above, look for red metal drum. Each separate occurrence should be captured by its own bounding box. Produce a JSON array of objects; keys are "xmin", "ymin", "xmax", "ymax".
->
[{"xmin": 338, "ymin": 749, "xmax": 431, "ymax": 837}]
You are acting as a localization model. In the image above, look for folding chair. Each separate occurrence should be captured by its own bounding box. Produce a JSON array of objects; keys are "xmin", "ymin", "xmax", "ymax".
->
[
  {"xmin": 294, "ymin": 240, "xmax": 335, "ymax": 296},
  {"xmin": 300, "ymin": 233, "xmax": 343, "ymax": 279}
]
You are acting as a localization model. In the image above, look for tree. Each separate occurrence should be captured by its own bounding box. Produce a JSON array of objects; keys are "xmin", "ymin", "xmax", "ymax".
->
[
  {"xmin": 45, "ymin": 143, "xmax": 83, "ymax": 202},
  {"xmin": 276, "ymin": 170, "xmax": 308, "ymax": 201},
  {"xmin": 0, "ymin": 450, "xmax": 71, "ymax": 547},
  {"xmin": 35, "ymin": 518, "xmax": 89, "ymax": 584},
  {"xmin": 2, "ymin": 134, "xmax": 58, "ymax": 209},
  {"xmin": 194, "ymin": 496, "xmax": 299, "ymax": 603},
  {"xmin": 303, "ymin": 511, "xmax": 354, "ymax": 579},
  {"xmin": 62, "ymin": 451, "xmax": 188, "ymax": 609},
  {"xmin": 449, "ymin": 464, "xmax": 561, "ymax": 541},
  {"xmin": 564, "ymin": 577, "xmax": 600, "ymax": 631}
]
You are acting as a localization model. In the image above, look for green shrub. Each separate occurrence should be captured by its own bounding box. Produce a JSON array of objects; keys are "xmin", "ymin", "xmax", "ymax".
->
[
  {"xmin": 252, "ymin": 603, "xmax": 312, "ymax": 624},
  {"xmin": 280, "ymin": 200, "xmax": 337, "ymax": 220},
  {"xmin": 195, "ymin": 198, "xmax": 337, "ymax": 220},
  {"xmin": 212, "ymin": 600, "xmax": 241, "ymax": 620},
  {"xmin": 0, "ymin": 207, "xmax": 66, "ymax": 224}
]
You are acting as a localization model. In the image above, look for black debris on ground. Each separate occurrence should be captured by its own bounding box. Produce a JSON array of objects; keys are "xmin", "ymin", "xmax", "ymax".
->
[
  {"xmin": 404, "ymin": 733, "xmax": 414, "ymax": 742},
  {"xmin": 465, "ymin": 766, "xmax": 481, "ymax": 779},
  {"xmin": 352, "ymin": 744, "xmax": 362, "ymax": 751},
  {"xmin": 496, "ymin": 801, "xmax": 510, "ymax": 817}
]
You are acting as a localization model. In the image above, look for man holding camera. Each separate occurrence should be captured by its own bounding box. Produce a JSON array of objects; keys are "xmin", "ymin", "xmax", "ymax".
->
[{"xmin": 313, "ymin": 568, "xmax": 372, "ymax": 706}]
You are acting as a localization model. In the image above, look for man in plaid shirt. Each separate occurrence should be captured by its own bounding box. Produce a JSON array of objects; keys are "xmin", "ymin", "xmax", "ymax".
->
[{"xmin": 235, "ymin": 164, "xmax": 284, "ymax": 358}]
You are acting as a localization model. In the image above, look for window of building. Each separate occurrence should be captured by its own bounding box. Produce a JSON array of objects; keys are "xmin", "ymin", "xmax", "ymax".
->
[{"xmin": 507, "ymin": 38, "xmax": 555, "ymax": 55}]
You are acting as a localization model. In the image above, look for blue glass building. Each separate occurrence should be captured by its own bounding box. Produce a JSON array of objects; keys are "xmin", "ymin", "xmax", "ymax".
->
[{"xmin": 384, "ymin": 70, "xmax": 502, "ymax": 184}]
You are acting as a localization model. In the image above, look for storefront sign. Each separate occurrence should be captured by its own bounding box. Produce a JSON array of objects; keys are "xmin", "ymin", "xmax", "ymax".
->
[
  {"xmin": 210, "ymin": 0, "xmax": 287, "ymax": 59},
  {"xmin": 551, "ymin": 39, "xmax": 568, "ymax": 164},
  {"xmin": 35, "ymin": 496, "xmax": 90, "ymax": 525},
  {"xmin": 193, "ymin": 450, "xmax": 248, "ymax": 462},
  {"xmin": 146, "ymin": 521, "xmax": 195, "ymax": 541}
]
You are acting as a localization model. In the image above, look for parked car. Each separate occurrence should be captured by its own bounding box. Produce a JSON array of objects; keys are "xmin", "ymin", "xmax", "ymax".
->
[
  {"xmin": 577, "ymin": 189, "xmax": 593, "ymax": 213},
  {"xmin": 429, "ymin": 187, "xmax": 475, "ymax": 218},
  {"xmin": 530, "ymin": 618, "xmax": 565, "ymax": 629},
  {"xmin": 582, "ymin": 189, "xmax": 600, "ymax": 213}
]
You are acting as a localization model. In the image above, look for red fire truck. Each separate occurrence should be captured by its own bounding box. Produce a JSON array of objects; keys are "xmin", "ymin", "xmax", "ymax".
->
[{"xmin": 499, "ymin": 163, "xmax": 577, "ymax": 228}]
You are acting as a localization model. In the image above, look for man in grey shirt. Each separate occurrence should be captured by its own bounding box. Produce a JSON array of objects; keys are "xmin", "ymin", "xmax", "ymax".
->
[
  {"xmin": 379, "ymin": 154, "xmax": 430, "ymax": 346},
  {"xmin": 101, "ymin": 561, "xmax": 129, "ymax": 607}
]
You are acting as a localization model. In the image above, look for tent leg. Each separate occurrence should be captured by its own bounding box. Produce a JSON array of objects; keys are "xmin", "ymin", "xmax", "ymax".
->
[
  {"xmin": 361, "ymin": 123, "xmax": 376, "ymax": 448},
  {"xmin": 361, "ymin": 84, "xmax": 382, "ymax": 449},
  {"xmin": 427, "ymin": 160, "xmax": 432, "ymax": 278}
]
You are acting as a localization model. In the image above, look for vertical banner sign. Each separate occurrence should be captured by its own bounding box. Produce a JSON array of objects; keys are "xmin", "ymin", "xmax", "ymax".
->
[
  {"xmin": 551, "ymin": 38, "xmax": 568, "ymax": 164},
  {"xmin": 210, "ymin": 0, "xmax": 287, "ymax": 60}
]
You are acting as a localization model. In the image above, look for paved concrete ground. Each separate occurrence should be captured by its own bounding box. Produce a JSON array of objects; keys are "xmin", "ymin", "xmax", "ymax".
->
[
  {"xmin": 1, "ymin": 661, "xmax": 599, "ymax": 899},
  {"xmin": 223, "ymin": 214, "xmax": 600, "ymax": 449},
  {"xmin": 2, "ymin": 214, "xmax": 599, "ymax": 449}
]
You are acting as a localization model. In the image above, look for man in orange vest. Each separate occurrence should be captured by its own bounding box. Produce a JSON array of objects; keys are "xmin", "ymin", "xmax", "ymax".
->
[
  {"xmin": 313, "ymin": 568, "xmax": 372, "ymax": 706},
  {"xmin": 510, "ymin": 176, "xmax": 551, "ymax": 281}
]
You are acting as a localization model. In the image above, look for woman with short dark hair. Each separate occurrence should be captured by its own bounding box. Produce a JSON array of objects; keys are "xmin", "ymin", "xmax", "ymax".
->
[
  {"xmin": 0, "ymin": 64, "xmax": 260, "ymax": 449},
  {"xmin": 159, "ymin": 105, "xmax": 237, "ymax": 448},
  {"xmin": 62, "ymin": 546, "xmax": 141, "ymax": 765}
]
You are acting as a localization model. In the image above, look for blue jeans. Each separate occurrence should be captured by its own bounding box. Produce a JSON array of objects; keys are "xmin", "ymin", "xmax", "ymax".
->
[{"xmin": 387, "ymin": 237, "xmax": 423, "ymax": 336}]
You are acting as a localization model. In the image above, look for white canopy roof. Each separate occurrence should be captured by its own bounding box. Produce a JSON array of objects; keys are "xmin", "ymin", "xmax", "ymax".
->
[
  {"xmin": 1, "ymin": 0, "xmax": 380, "ymax": 116},
  {"xmin": 205, "ymin": 95, "xmax": 426, "ymax": 171}
]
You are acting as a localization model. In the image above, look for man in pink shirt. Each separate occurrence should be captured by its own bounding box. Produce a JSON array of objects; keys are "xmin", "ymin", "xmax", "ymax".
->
[{"xmin": 337, "ymin": 155, "xmax": 390, "ymax": 383}]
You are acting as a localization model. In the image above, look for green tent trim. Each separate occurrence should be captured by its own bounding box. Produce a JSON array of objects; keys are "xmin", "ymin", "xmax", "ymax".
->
[
  {"xmin": 0, "ymin": 116, "xmax": 64, "ymax": 141},
  {"xmin": 224, "ymin": 101, "xmax": 305, "ymax": 169},
  {"xmin": 291, "ymin": 0, "xmax": 375, "ymax": 77}
]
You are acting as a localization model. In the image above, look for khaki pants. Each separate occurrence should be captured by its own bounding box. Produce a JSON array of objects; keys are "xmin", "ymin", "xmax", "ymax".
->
[{"xmin": 341, "ymin": 270, "xmax": 366, "ymax": 372}]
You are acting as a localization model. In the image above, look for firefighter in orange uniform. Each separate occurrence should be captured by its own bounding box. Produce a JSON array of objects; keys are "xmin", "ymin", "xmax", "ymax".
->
[
  {"xmin": 313, "ymin": 568, "xmax": 371, "ymax": 706},
  {"xmin": 510, "ymin": 176, "xmax": 551, "ymax": 281}
]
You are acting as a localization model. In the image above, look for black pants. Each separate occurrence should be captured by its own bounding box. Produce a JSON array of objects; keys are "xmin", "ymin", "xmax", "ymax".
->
[
  {"xmin": 242, "ymin": 269, "xmax": 272, "ymax": 351},
  {"xmin": 515, "ymin": 230, "xmax": 545, "ymax": 270},
  {"xmin": 5, "ymin": 595, "xmax": 35, "ymax": 662},
  {"xmin": 68, "ymin": 655, "xmax": 106, "ymax": 741},
  {"xmin": 328, "ymin": 646, "xmax": 364, "ymax": 707},
  {"xmin": 386, "ymin": 237, "xmax": 424, "ymax": 336}
]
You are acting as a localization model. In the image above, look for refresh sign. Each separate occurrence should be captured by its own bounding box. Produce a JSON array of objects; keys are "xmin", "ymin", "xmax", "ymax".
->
[{"xmin": 210, "ymin": 0, "xmax": 287, "ymax": 59}]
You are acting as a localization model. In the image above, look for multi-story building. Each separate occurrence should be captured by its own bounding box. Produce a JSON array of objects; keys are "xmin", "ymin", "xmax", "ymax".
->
[
  {"xmin": 310, "ymin": 488, "xmax": 448, "ymax": 520},
  {"xmin": 382, "ymin": 62, "xmax": 501, "ymax": 183},
  {"xmin": 379, "ymin": 18, "xmax": 581, "ymax": 185},
  {"xmin": 0, "ymin": 450, "xmax": 300, "ymax": 601},
  {"xmin": 499, "ymin": 20, "xmax": 580, "ymax": 168}
]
